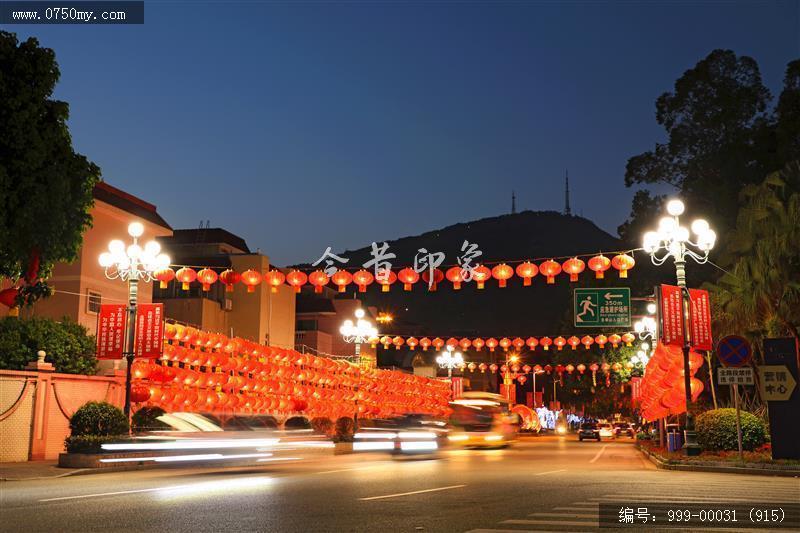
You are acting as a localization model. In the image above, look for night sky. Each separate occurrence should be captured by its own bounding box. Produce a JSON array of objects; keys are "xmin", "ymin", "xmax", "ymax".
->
[{"xmin": 11, "ymin": 1, "xmax": 798, "ymax": 265}]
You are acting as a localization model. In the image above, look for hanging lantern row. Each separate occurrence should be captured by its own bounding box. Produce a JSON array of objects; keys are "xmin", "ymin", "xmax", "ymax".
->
[
  {"xmin": 373, "ymin": 333, "xmax": 637, "ymax": 351},
  {"xmin": 130, "ymin": 323, "xmax": 451, "ymax": 420},
  {"xmin": 639, "ymin": 342, "xmax": 705, "ymax": 421},
  {"xmin": 152, "ymin": 253, "xmax": 635, "ymax": 294},
  {"xmin": 464, "ymin": 361, "xmax": 630, "ymax": 378}
]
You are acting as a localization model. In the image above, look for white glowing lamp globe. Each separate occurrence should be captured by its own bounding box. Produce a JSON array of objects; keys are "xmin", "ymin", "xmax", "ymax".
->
[
  {"xmin": 109, "ymin": 239, "xmax": 126, "ymax": 256},
  {"xmin": 127, "ymin": 221, "xmax": 145, "ymax": 238},
  {"xmin": 99, "ymin": 252, "xmax": 114, "ymax": 268},
  {"xmin": 666, "ymin": 199, "xmax": 685, "ymax": 216},
  {"xmin": 691, "ymin": 219, "xmax": 709, "ymax": 235},
  {"xmin": 675, "ymin": 226, "xmax": 690, "ymax": 242},
  {"xmin": 658, "ymin": 217, "xmax": 677, "ymax": 235},
  {"xmin": 646, "ymin": 302, "xmax": 657, "ymax": 314},
  {"xmin": 126, "ymin": 244, "xmax": 142, "ymax": 259},
  {"xmin": 144, "ymin": 240, "xmax": 161, "ymax": 257},
  {"xmin": 355, "ymin": 308, "xmax": 365, "ymax": 319},
  {"xmin": 156, "ymin": 254, "xmax": 171, "ymax": 269},
  {"xmin": 642, "ymin": 231, "xmax": 660, "ymax": 253}
]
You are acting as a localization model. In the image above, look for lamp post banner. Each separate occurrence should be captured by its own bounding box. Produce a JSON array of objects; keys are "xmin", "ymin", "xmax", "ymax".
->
[
  {"xmin": 134, "ymin": 303, "xmax": 164, "ymax": 359},
  {"xmin": 96, "ymin": 304, "xmax": 127, "ymax": 359},
  {"xmin": 688, "ymin": 288, "xmax": 713, "ymax": 350},
  {"xmin": 659, "ymin": 284, "xmax": 684, "ymax": 347}
]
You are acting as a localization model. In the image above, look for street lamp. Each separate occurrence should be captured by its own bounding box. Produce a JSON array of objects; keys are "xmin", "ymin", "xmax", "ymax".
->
[
  {"xmin": 435, "ymin": 345, "xmax": 464, "ymax": 380},
  {"xmin": 531, "ymin": 369, "xmax": 544, "ymax": 408},
  {"xmin": 642, "ymin": 198, "xmax": 715, "ymax": 456},
  {"xmin": 99, "ymin": 221, "xmax": 170, "ymax": 418},
  {"xmin": 340, "ymin": 308, "xmax": 378, "ymax": 427}
]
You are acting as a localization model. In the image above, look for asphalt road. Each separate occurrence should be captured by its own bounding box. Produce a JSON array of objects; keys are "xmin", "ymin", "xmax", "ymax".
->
[{"xmin": 1, "ymin": 436, "xmax": 798, "ymax": 532}]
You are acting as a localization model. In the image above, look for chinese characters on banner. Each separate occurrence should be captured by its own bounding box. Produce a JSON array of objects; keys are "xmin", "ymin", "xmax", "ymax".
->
[
  {"xmin": 134, "ymin": 303, "xmax": 164, "ymax": 359},
  {"xmin": 659, "ymin": 284, "xmax": 684, "ymax": 347},
  {"xmin": 96, "ymin": 304, "xmax": 127, "ymax": 359},
  {"xmin": 688, "ymin": 288, "xmax": 713, "ymax": 350}
]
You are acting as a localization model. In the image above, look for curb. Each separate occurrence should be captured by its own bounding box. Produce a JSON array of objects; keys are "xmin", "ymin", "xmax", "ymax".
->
[
  {"xmin": 0, "ymin": 469, "xmax": 89, "ymax": 481},
  {"xmin": 637, "ymin": 445, "xmax": 800, "ymax": 477}
]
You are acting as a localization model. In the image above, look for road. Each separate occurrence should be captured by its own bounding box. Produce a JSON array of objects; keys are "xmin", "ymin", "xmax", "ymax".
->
[{"xmin": 1, "ymin": 436, "xmax": 797, "ymax": 532}]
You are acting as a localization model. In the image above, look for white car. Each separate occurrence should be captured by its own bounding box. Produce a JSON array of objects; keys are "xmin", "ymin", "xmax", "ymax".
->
[{"xmin": 598, "ymin": 423, "xmax": 614, "ymax": 439}]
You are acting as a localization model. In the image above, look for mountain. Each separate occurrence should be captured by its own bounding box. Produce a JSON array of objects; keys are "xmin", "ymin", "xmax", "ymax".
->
[{"xmin": 301, "ymin": 210, "xmax": 635, "ymax": 365}]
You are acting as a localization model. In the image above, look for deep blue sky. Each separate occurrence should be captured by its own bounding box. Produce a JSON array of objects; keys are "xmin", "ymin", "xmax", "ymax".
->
[{"xmin": 11, "ymin": 1, "xmax": 799, "ymax": 265}]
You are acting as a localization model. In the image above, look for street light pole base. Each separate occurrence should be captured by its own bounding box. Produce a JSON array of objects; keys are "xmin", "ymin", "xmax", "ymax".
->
[{"xmin": 683, "ymin": 430, "xmax": 701, "ymax": 456}]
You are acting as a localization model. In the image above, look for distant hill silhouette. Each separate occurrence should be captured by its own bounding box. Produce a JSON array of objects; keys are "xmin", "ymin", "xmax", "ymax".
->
[{"xmin": 297, "ymin": 210, "xmax": 640, "ymax": 365}]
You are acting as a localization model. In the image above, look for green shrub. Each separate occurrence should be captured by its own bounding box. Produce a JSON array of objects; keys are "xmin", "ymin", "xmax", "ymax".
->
[
  {"xmin": 334, "ymin": 417, "xmax": 354, "ymax": 442},
  {"xmin": 311, "ymin": 417, "xmax": 334, "ymax": 436},
  {"xmin": 131, "ymin": 406, "xmax": 169, "ymax": 433},
  {"xmin": 696, "ymin": 408, "xmax": 767, "ymax": 452},
  {"xmin": 0, "ymin": 316, "xmax": 97, "ymax": 374},
  {"xmin": 64, "ymin": 434, "xmax": 125, "ymax": 454},
  {"xmin": 69, "ymin": 401, "xmax": 129, "ymax": 437},
  {"xmin": 636, "ymin": 432, "xmax": 652, "ymax": 441}
]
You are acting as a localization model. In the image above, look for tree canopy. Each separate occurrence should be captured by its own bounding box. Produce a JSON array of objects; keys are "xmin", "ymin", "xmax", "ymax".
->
[{"xmin": 0, "ymin": 31, "xmax": 100, "ymax": 305}]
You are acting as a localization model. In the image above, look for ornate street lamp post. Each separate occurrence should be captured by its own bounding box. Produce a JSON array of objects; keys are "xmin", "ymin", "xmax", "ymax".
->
[
  {"xmin": 98, "ymin": 221, "xmax": 170, "ymax": 418},
  {"xmin": 340, "ymin": 308, "xmax": 378, "ymax": 427},
  {"xmin": 643, "ymin": 199, "xmax": 716, "ymax": 456},
  {"xmin": 435, "ymin": 345, "xmax": 464, "ymax": 380}
]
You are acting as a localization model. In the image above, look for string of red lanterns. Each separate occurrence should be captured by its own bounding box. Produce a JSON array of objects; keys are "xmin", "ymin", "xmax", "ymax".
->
[
  {"xmin": 371, "ymin": 333, "xmax": 637, "ymax": 351},
  {"xmin": 153, "ymin": 253, "xmax": 636, "ymax": 294},
  {"xmin": 464, "ymin": 361, "xmax": 633, "ymax": 384},
  {"xmin": 638, "ymin": 342, "xmax": 705, "ymax": 421},
  {"xmin": 129, "ymin": 323, "xmax": 451, "ymax": 420}
]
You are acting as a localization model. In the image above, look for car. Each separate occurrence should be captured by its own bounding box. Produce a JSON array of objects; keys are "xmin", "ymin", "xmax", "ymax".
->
[
  {"xmin": 598, "ymin": 422, "xmax": 615, "ymax": 439},
  {"xmin": 613, "ymin": 422, "xmax": 635, "ymax": 438},
  {"xmin": 578, "ymin": 422, "xmax": 601, "ymax": 441}
]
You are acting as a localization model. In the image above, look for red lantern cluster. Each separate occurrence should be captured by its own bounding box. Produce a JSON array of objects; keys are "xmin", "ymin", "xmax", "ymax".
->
[
  {"xmin": 131, "ymin": 323, "xmax": 451, "ymax": 420},
  {"xmin": 639, "ymin": 342, "xmax": 705, "ymax": 421},
  {"xmin": 393, "ymin": 333, "xmax": 633, "ymax": 351}
]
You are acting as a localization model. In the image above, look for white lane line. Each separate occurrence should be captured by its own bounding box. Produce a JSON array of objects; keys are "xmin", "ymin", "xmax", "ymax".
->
[
  {"xmin": 40, "ymin": 487, "xmax": 164, "ymax": 502},
  {"xmin": 527, "ymin": 512, "xmax": 597, "ymax": 519},
  {"xmin": 359, "ymin": 484, "xmax": 465, "ymax": 501},
  {"xmin": 501, "ymin": 519, "xmax": 597, "ymax": 527},
  {"xmin": 589, "ymin": 444, "xmax": 608, "ymax": 463},
  {"xmin": 317, "ymin": 466, "xmax": 374, "ymax": 475},
  {"xmin": 534, "ymin": 469, "xmax": 567, "ymax": 476}
]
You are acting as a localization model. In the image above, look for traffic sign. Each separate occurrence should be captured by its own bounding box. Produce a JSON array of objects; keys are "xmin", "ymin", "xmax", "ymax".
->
[
  {"xmin": 716, "ymin": 335, "xmax": 752, "ymax": 367},
  {"xmin": 573, "ymin": 288, "xmax": 631, "ymax": 328},
  {"xmin": 717, "ymin": 367, "xmax": 754, "ymax": 386},
  {"xmin": 758, "ymin": 365, "xmax": 797, "ymax": 401}
]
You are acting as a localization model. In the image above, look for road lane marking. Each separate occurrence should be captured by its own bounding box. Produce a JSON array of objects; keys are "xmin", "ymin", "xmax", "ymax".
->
[
  {"xmin": 501, "ymin": 519, "xmax": 596, "ymax": 527},
  {"xmin": 359, "ymin": 484, "xmax": 465, "ymax": 501},
  {"xmin": 40, "ymin": 487, "xmax": 165, "ymax": 502},
  {"xmin": 589, "ymin": 444, "xmax": 608, "ymax": 463},
  {"xmin": 527, "ymin": 512, "xmax": 596, "ymax": 519},
  {"xmin": 534, "ymin": 469, "xmax": 566, "ymax": 476},
  {"xmin": 316, "ymin": 466, "xmax": 376, "ymax": 474}
]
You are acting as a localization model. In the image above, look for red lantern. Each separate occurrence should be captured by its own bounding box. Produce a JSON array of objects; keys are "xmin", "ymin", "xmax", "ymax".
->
[
  {"xmin": 581, "ymin": 335, "xmax": 594, "ymax": 350},
  {"xmin": 486, "ymin": 338, "xmax": 498, "ymax": 352},
  {"xmin": 459, "ymin": 338, "xmax": 472, "ymax": 351},
  {"xmin": 353, "ymin": 269, "xmax": 374, "ymax": 292},
  {"xmin": 446, "ymin": 266, "xmax": 464, "ymax": 290},
  {"xmin": 517, "ymin": 375, "xmax": 527, "ymax": 385},
  {"xmin": 467, "ymin": 362, "xmax": 477, "ymax": 372},
  {"xmin": 562, "ymin": 257, "xmax": 585, "ymax": 282},
  {"xmin": 588, "ymin": 254, "xmax": 611, "ymax": 279},
  {"xmin": 491, "ymin": 263, "xmax": 514, "ymax": 288},
  {"xmin": 432, "ymin": 337, "xmax": 445, "ymax": 351},
  {"xmin": 308, "ymin": 270, "xmax": 329, "ymax": 293},
  {"xmin": 608, "ymin": 334, "xmax": 622, "ymax": 348},
  {"xmin": 406, "ymin": 337, "xmax": 419, "ymax": 350},
  {"xmin": 196, "ymin": 268, "xmax": 218, "ymax": 291},
  {"xmin": 522, "ymin": 364, "xmax": 532, "ymax": 373},
  {"xmin": 565, "ymin": 364, "xmax": 575, "ymax": 374},
  {"xmin": 446, "ymin": 337, "xmax": 459, "ymax": 350},
  {"xmin": 577, "ymin": 363, "xmax": 586, "ymax": 374},
  {"xmin": 512, "ymin": 337, "xmax": 525, "ymax": 350},
  {"xmin": 595, "ymin": 334, "xmax": 608, "ymax": 349},
  {"xmin": 131, "ymin": 384, "xmax": 151, "ymax": 403},
  {"xmin": 539, "ymin": 260, "xmax": 561, "ymax": 284},
  {"xmin": 286, "ymin": 270, "xmax": 308, "ymax": 293},
  {"xmin": 540, "ymin": 337, "xmax": 553, "ymax": 351},
  {"xmin": 567, "ymin": 336, "xmax": 580, "ymax": 350},
  {"xmin": 478, "ymin": 363, "xmax": 487, "ymax": 373},
  {"xmin": 499, "ymin": 337, "xmax": 512, "ymax": 352},
  {"xmin": 422, "ymin": 268, "xmax": 444, "ymax": 291},
  {"xmin": 611, "ymin": 253, "xmax": 635, "ymax": 278},
  {"xmin": 419, "ymin": 338, "xmax": 432, "ymax": 351},
  {"xmin": 472, "ymin": 265, "xmax": 491, "ymax": 289},
  {"xmin": 392, "ymin": 336, "xmax": 405, "ymax": 350},
  {"xmin": 489, "ymin": 364, "xmax": 498, "ymax": 374},
  {"xmin": 397, "ymin": 268, "xmax": 419, "ymax": 291},
  {"xmin": 263, "ymin": 270, "xmax": 286, "ymax": 293},
  {"xmin": 154, "ymin": 268, "xmax": 175, "ymax": 289},
  {"xmin": 472, "ymin": 338, "xmax": 485, "ymax": 351},
  {"xmin": 175, "ymin": 267, "xmax": 197, "ymax": 290},
  {"xmin": 525, "ymin": 337, "xmax": 538, "ymax": 350},
  {"xmin": 375, "ymin": 269, "xmax": 397, "ymax": 292},
  {"xmin": 554, "ymin": 336, "xmax": 567, "ymax": 351},
  {"xmin": 515, "ymin": 261, "xmax": 538, "ymax": 286},
  {"xmin": 219, "ymin": 269, "xmax": 240, "ymax": 292},
  {"xmin": 331, "ymin": 270, "xmax": 353, "ymax": 292},
  {"xmin": 240, "ymin": 269, "xmax": 262, "ymax": 293},
  {"xmin": 621, "ymin": 333, "xmax": 635, "ymax": 347}
]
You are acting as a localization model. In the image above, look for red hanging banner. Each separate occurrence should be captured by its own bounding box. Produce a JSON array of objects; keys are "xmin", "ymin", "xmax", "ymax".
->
[
  {"xmin": 134, "ymin": 303, "xmax": 164, "ymax": 359},
  {"xmin": 688, "ymin": 288, "xmax": 713, "ymax": 351},
  {"xmin": 96, "ymin": 304, "xmax": 127, "ymax": 360},
  {"xmin": 659, "ymin": 284, "xmax": 684, "ymax": 347}
]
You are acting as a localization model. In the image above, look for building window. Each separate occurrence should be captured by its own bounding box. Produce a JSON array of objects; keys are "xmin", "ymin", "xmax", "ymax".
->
[{"xmin": 86, "ymin": 290, "xmax": 102, "ymax": 314}]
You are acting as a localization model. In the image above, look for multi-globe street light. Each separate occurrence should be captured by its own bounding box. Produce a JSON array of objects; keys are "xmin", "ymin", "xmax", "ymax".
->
[
  {"xmin": 98, "ymin": 221, "xmax": 170, "ymax": 418},
  {"xmin": 643, "ymin": 198, "xmax": 715, "ymax": 456},
  {"xmin": 435, "ymin": 345, "xmax": 464, "ymax": 380},
  {"xmin": 340, "ymin": 308, "xmax": 378, "ymax": 427}
]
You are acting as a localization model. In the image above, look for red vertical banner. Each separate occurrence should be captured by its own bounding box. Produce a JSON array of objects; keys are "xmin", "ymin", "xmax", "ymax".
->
[
  {"xmin": 96, "ymin": 304, "xmax": 127, "ymax": 359},
  {"xmin": 688, "ymin": 288, "xmax": 713, "ymax": 350},
  {"xmin": 134, "ymin": 303, "xmax": 164, "ymax": 359},
  {"xmin": 450, "ymin": 377, "xmax": 464, "ymax": 399},
  {"xmin": 659, "ymin": 284, "xmax": 684, "ymax": 347},
  {"xmin": 630, "ymin": 376, "xmax": 642, "ymax": 403}
]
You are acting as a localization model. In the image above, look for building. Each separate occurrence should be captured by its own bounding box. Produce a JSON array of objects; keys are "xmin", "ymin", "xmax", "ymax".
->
[
  {"xmin": 154, "ymin": 228, "xmax": 295, "ymax": 348},
  {"xmin": 32, "ymin": 181, "xmax": 173, "ymax": 332},
  {"xmin": 295, "ymin": 290, "xmax": 377, "ymax": 367}
]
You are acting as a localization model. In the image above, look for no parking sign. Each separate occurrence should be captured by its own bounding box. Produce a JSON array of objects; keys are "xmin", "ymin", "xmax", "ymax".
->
[{"xmin": 716, "ymin": 335, "xmax": 752, "ymax": 368}]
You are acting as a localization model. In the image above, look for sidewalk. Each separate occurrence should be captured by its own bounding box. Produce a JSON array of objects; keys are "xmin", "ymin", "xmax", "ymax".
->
[{"xmin": 0, "ymin": 461, "xmax": 85, "ymax": 481}]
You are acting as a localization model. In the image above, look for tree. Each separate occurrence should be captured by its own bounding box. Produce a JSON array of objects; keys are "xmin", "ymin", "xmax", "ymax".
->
[
  {"xmin": 706, "ymin": 164, "xmax": 800, "ymax": 349},
  {"xmin": 0, "ymin": 316, "xmax": 98, "ymax": 374},
  {"xmin": 620, "ymin": 50, "xmax": 776, "ymax": 245},
  {"xmin": 0, "ymin": 31, "xmax": 100, "ymax": 305}
]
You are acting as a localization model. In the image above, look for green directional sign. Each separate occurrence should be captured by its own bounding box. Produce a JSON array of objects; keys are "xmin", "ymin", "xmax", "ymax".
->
[{"xmin": 573, "ymin": 288, "xmax": 631, "ymax": 328}]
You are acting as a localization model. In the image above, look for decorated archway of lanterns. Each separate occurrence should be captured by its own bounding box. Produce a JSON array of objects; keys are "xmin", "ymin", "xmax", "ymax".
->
[
  {"xmin": 150, "ymin": 251, "xmax": 636, "ymax": 294},
  {"xmin": 130, "ymin": 323, "xmax": 451, "ymax": 420},
  {"xmin": 638, "ymin": 342, "xmax": 704, "ymax": 421}
]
